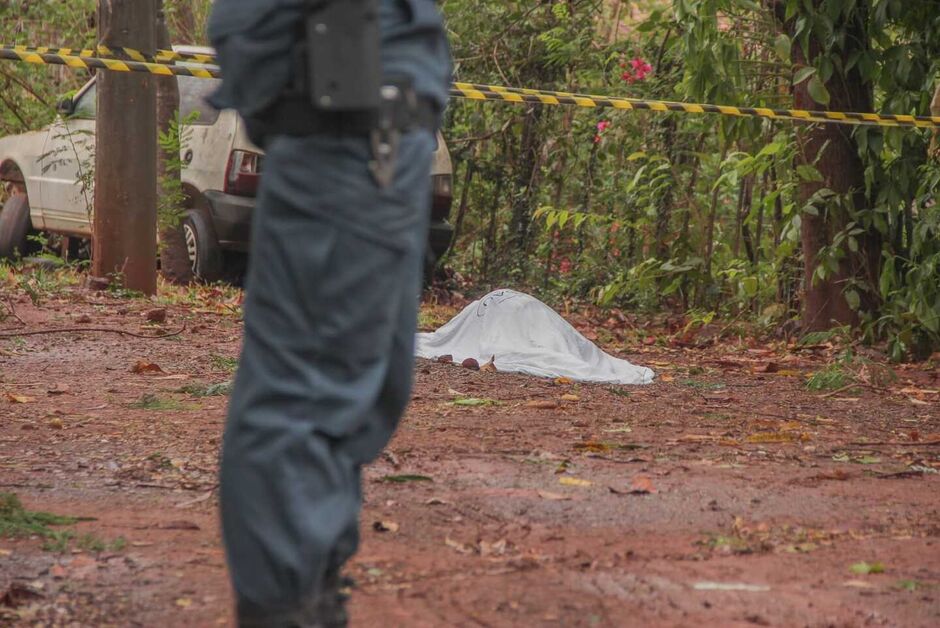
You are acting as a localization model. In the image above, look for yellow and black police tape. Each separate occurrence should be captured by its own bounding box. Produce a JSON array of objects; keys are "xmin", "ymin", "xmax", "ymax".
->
[
  {"xmin": 0, "ymin": 46, "xmax": 218, "ymax": 79},
  {"xmin": 6, "ymin": 44, "xmax": 216, "ymax": 65},
  {"xmin": 2, "ymin": 45, "xmax": 939, "ymax": 130}
]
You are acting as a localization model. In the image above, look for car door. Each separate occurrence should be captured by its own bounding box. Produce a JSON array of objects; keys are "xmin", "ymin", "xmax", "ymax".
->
[{"xmin": 38, "ymin": 79, "xmax": 97, "ymax": 237}]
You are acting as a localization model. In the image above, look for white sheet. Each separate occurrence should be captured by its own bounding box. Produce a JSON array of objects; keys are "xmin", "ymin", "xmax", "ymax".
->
[{"xmin": 415, "ymin": 290, "xmax": 654, "ymax": 385}]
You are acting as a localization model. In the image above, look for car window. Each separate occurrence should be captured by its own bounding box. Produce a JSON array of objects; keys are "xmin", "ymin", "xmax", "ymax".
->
[
  {"xmin": 179, "ymin": 76, "xmax": 221, "ymax": 126},
  {"xmin": 71, "ymin": 82, "xmax": 97, "ymax": 119}
]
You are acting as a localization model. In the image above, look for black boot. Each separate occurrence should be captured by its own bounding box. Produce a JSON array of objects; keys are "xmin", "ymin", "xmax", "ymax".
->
[{"xmin": 236, "ymin": 573, "xmax": 352, "ymax": 628}]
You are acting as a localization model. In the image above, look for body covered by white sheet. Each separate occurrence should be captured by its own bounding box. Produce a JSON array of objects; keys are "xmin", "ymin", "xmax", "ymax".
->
[{"xmin": 415, "ymin": 290, "xmax": 654, "ymax": 385}]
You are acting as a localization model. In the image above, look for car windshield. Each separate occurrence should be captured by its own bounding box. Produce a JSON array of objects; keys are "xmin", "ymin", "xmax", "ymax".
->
[{"xmin": 67, "ymin": 76, "xmax": 222, "ymax": 125}]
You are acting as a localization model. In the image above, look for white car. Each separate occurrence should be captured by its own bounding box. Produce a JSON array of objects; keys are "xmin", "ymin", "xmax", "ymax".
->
[{"xmin": 0, "ymin": 46, "xmax": 455, "ymax": 280}]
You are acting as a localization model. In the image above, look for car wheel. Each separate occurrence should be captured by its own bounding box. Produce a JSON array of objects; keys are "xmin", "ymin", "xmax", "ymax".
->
[
  {"xmin": 182, "ymin": 210, "xmax": 222, "ymax": 281},
  {"xmin": 0, "ymin": 194, "xmax": 35, "ymax": 260}
]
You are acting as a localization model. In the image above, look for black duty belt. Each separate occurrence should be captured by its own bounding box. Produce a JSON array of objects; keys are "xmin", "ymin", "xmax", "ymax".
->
[{"xmin": 264, "ymin": 91, "xmax": 439, "ymax": 137}]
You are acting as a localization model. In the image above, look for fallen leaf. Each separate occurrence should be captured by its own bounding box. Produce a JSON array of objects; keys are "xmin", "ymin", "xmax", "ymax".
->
[
  {"xmin": 537, "ymin": 490, "xmax": 572, "ymax": 501},
  {"xmin": 753, "ymin": 362, "xmax": 779, "ymax": 374},
  {"xmin": 0, "ymin": 549, "xmax": 11, "ymax": 557},
  {"xmin": 526, "ymin": 400, "xmax": 559, "ymax": 410},
  {"xmin": 157, "ymin": 520, "xmax": 201, "ymax": 530},
  {"xmin": 850, "ymin": 561, "xmax": 886, "ymax": 575},
  {"xmin": 558, "ymin": 477, "xmax": 592, "ymax": 488},
  {"xmin": 480, "ymin": 356, "xmax": 498, "ymax": 373},
  {"xmin": 372, "ymin": 520, "xmax": 399, "ymax": 533},
  {"xmin": 47, "ymin": 418, "xmax": 64, "ymax": 430},
  {"xmin": 560, "ymin": 394, "xmax": 580, "ymax": 402},
  {"xmin": 47, "ymin": 384, "xmax": 70, "ymax": 396},
  {"xmin": 479, "ymin": 538, "xmax": 507, "ymax": 557},
  {"xmin": 573, "ymin": 442, "xmax": 611, "ymax": 453},
  {"xmin": 131, "ymin": 360, "xmax": 164, "ymax": 375},
  {"xmin": 604, "ymin": 426, "xmax": 633, "ymax": 433},
  {"xmin": 450, "ymin": 397, "xmax": 498, "ymax": 407},
  {"xmin": 843, "ymin": 579, "xmax": 876, "ymax": 589},
  {"xmin": 4, "ymin": 392, "xmax": 34, "ymax": 404},
  {"xmin": 445, "ymin": 537, "xmax": 473, "ymax": 554},
  {"xmin": 436, "ymin": 355, "xmax": 453, "ymax": 364},
  {"xmin": 382, "ymin": 474, "xmax": 433, "ymax": 484},
  {"xmin": 49, "ymin": 565, "xmax": 68, "ymax": 579},
  {"xmin": 745, "ymin": 432, "xmax": 797, "ymax": 444},
  {"xmin": 629, "ymin": 476, "xmax": 657, "ymax": 494},
  {"xmin": 175, "ymin": 597, "xmax": 192, "ymax": 608},
  {"xmin": 693, "ymin": 582, "xmax": 771, "ymax": 592},
  {"xmin": 424, "ymin": 497, "xmax": 448, "ymax": 506},
  {"xmin": 554, "ymin": 377, "xmax": 572, "ymax": 385}
]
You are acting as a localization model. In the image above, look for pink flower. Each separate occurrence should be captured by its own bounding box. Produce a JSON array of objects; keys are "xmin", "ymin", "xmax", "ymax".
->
[
  {"xmin": 596, "ymin": 120, "xmax": 611, "ymax": 133},
  {"xmin": 622, "ymin": 57, "xmax": 653, "ymax": 83},
  {"xmin": 558, "ymin": 258, "xmax": 572, "ymax": 274}
]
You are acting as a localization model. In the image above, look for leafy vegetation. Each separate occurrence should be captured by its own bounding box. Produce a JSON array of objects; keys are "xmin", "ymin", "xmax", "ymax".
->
[{"xmin": 442, "ymin": 0, "xmax": 940, "ymax": 360}]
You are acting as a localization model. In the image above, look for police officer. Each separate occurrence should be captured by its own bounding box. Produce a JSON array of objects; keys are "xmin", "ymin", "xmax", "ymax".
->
[{"xmin": 206, "ymin": 1, "xmax": 451, "ymax": 626}]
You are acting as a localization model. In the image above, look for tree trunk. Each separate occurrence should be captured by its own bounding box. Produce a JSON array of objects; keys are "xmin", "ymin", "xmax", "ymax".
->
[
  {"xmin": 93, "ymin": 0, "xmax": 158, "ymax": 294},
  {"xmin": 508, "ymin": 106, "xmax": 544, "ymax": 256},
  {"xmin": 791, "ymin": 1, "xmax": 875, "ymax": 331},
  {"xmin": 156, "ymin": 2, "xmax": 192, "ymax": 284}
]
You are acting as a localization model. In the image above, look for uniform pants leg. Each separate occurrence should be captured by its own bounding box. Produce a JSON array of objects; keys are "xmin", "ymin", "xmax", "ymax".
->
[{"xmin": 220, "ymin": 132, "xmax": 431, "ymax": 618}]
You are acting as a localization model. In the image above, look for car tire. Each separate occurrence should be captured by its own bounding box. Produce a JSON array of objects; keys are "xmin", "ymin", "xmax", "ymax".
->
[
  {"xmin": 182, "ymin": 210, "xmax": 222, "ymax": 281},
  {"xmin": 0, "ymin": 194, "xmax": 34, "ymax": 260}
]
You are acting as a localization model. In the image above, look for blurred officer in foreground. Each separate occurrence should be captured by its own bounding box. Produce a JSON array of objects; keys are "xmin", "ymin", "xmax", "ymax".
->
[{"xmin": 207, "ymin": 1, "xmax": 450, "ymax": 625}]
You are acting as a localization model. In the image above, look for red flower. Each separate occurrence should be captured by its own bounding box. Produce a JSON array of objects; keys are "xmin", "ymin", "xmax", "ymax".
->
[
  {"xmin": 558, "ymin": 258, "xmax": 572, "ymax": 274},
  {"xmin": 621, "ymin": 57, "xmax": 653, "ymax": 83}
]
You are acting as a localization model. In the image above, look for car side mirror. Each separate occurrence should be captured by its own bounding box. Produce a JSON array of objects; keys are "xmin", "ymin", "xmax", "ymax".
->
[{"xmin": 56, "ymin": 97, "xmax": 75, "ymax": 117}]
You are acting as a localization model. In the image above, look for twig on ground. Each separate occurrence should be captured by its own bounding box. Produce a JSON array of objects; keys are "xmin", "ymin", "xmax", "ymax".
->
[
  {"xmin": 1, "ymin": 298, "xmax": 26, "ymax": 326},
  {"xmin": 0, "ymin": 324, "xmax": 186, "ymax": 339}
]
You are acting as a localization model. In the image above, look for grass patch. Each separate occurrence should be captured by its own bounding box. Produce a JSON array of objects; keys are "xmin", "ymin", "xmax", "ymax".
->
[
  {"xmin": 805, "ymin": 363, "xmax": 851, "ymax": 391},
  {"xmin": 179, "ymin": 380, "xmax": 232, "ymax": 397},
  {"xmin": 0, "ymin": 492, "xmax": 78, "ymax": 539},
  {"xmin": 209, "ymin": 354, "xmax": 239, "ymax": 373},
  {"xmin": 129, "ymin": 394, "xmax": 189, "ymax": 411},
  {"xmin": 680, "ymin": 379, "xmax": 726, "ymax": 390}
]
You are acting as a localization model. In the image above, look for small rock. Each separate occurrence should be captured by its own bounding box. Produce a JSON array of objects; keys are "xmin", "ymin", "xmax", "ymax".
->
[
  {"xmin": 84, "ymin": 276, "xmax": 110, "ymax": 291},
  {"xmin": 436, "ymin": 354, "xmax": 453, "ymax": 364},
  {"xmin": 461, "ymin": 358, "xmax": 480, "ymax": 371},
  {"xmin": 145, "ymin": 308, "xmax": 167, "ymax": 323},
  {"xmin": 75, "ymin": 314, "xmax": 92, "ymax": 324}
]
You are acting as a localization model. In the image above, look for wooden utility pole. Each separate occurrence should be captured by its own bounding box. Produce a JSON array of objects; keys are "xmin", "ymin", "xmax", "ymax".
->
[{"xmin": 93, "ymin": 0, "xmax": 158, "ymax": 295}]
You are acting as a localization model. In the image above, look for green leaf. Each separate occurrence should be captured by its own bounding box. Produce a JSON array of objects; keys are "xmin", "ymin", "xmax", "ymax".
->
[
  {"xmin": 796, "ymin": 164, "xmax": 824, "ymax": 182},
  {"xmin": 742, "ymin": 276, "xmax": 759, "ymax": 297},
  {"xmin": 850, "ymin": 561, "xmax": 885, "ymax": 575},
  {"xmin": 627, "ymin": 151, "xmax": 647, "ymax": 161},
  {"xmin": 844, "ymin": 289, "xmax": 860, "ymax": 311},
  {"xmin": 774, "ymin": 34, "xmax": 792, "ymax": 63},
  {"xmin": 382, "ymin": 474, "xmax": 433, "ymax": 483},
  {"xmin": 807, "ymin": 76, "xmax": 831, "ymax": 106},
  {"xmin": 450, "ymin": 397, "xmax": 499, "ymax": 407},
  {"xmin": 793, "ymin": 66, "xmax": 816, "ymax": 85}
]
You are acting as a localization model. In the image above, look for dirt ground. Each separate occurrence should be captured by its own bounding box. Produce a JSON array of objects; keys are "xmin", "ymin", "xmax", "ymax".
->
[{"xmin": 1, "ymin": 274, "xmax": 938, "ymax": 627}]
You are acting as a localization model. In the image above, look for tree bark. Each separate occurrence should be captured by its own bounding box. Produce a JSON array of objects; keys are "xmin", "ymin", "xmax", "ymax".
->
[
  {"xmin": 508, "ymin": 106, "xmax": 544, "ymax": 256},
  {"xmin": 791, "ymin": 1, "xmax": 874, "ymax": 331},
  {"xmin": 93, "ymin": 0, "xmax": 158, "ymax": 294},
  {"xmin": 155, "ymin": 2, "xmax": 192, "ymax": 284}
]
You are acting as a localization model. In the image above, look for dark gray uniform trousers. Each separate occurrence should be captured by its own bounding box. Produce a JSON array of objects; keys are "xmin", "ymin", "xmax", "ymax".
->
[
  {"xmin": 221, "ymin": 130, "xmax": 433, "ymax": 612},
  {"xmin": 212, "ymin": 0, "xmax": 450, "ymax": 614}
]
